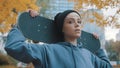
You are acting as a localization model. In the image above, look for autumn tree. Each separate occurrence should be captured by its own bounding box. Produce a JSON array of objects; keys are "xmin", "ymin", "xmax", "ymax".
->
[
  {"xmin": 0, "ymin": 0, "xmax": 39, "ymax": 33},
  {"xmin": 105, "ymin": 40, "xmax": 120, "ymax": 61},
  {"xmin": 68, "ymin": 0, "xmax": 120, "ymax": 28},
  {"xmin": 112, "ymin": 41, "xmax": 120, "ymax": 60}
]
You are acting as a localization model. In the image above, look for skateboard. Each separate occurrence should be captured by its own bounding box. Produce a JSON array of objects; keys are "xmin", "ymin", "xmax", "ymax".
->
[{"xmin": 18, "ymin": 12, "xmax": 100, "ymax": 53}]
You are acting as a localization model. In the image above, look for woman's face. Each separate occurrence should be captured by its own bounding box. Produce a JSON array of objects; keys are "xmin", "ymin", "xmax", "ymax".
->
[{"xmin": 62, "ymin": 12, "xmax": 82, "ymax": 39}]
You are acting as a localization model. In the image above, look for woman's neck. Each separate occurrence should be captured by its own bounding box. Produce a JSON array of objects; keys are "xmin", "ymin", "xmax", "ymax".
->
[{"xmin": 64, "ymin": 36, "xmax": 77, "ymax": 46}]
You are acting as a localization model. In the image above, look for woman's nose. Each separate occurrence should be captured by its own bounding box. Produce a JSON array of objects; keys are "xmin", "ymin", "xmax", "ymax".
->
[{"xmin": 75, "ymin": 21, "xmax": 79, "ymax": 27}]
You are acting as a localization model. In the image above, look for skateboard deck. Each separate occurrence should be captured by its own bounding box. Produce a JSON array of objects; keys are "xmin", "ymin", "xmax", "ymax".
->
[{"xmin": 18, "ymin": 12, "xmax": 100, "ymax": 53}]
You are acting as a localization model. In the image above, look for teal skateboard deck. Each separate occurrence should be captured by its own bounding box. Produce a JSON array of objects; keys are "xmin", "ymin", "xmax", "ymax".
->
[{"xmin": 18, "ymin": 12, "xmax": 100, "ymax": 53}]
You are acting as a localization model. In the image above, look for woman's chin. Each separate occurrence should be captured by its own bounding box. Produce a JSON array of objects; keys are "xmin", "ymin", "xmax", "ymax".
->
[
  {"xmin": 75, "ymin": 34, "xmax": 81, "ymax": 38},
  {"xmin": 75, "ymin": 32, "xmax": 81, "ymax": 38}
]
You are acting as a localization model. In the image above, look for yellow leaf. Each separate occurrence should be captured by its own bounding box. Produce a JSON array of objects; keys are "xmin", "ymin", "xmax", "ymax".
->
[{"xmin": 0, "ymin": 0, "xmax": 39, "ymax": 33}]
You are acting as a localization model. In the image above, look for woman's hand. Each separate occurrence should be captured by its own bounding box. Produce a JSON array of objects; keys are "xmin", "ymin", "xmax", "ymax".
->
[
  {"xmin": 26, "ymin": 9, "xmax": 39, "ymax": 17},
  {"xmin": 93, "ymin": 33, "xmax": 99, "ymax": 39}
]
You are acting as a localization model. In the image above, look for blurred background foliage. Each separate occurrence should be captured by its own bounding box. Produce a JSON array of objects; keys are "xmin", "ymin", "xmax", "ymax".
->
[
  {"xmin": 105, "ymin": 40, "xmax": 120, "ymax": 61},
  {"xmin": 0, "ymin": 0, "xmax": 120, "ymax": 34}
]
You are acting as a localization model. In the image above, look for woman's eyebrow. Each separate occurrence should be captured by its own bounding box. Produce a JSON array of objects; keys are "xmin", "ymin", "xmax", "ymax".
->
[{"xmin": 77, "ymin": 18, "xmax": 81, "ymax": 20}]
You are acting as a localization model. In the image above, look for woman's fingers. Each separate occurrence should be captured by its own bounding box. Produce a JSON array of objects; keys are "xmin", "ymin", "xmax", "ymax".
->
[
  {"xmin": 93, "ymin": 33, "xmax": 99, "ymax": 39},
  {"xmin": 30, "ymin": 10, "xmax": 39, "ymax": 17},
  {"xmin": 26, "ymin": 9, "xmax": 39, "ymax": 17}
]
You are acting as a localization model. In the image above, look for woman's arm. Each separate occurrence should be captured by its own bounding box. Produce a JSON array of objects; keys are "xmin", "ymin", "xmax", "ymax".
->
[
  {"xmin": 91, "ymin": 49, "xmax": 113, "ymax": 68},
  {"xmin": 5, "ymin": 27, "xmax": 45, "ymax": 63}
]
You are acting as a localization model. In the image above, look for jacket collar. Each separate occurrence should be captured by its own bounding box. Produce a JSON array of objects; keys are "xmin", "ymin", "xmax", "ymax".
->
[{"xmin": 58, "ymin": 42, "xmax": 83, "ymax": 48}]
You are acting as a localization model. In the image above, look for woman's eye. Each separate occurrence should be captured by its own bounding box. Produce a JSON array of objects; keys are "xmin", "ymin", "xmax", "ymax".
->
[
  {"xmin": 68, "ymin": 21, "xmax": 73, "ymax": 24},
  {"xmin": 78, "ymin": 21, "xmax": 81, "ymax": 24}
]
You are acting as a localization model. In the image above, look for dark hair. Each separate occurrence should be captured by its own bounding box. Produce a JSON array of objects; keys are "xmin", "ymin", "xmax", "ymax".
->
[
  {"xmin": 54, "ymin": 10, "xmax": 81, "ymax": 41},
  {"xmin": 54, "ymin": 10, "xmax": 81, "ymax": 32}
]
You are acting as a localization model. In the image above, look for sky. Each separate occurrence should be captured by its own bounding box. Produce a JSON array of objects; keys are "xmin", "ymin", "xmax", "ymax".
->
[{"xmin": 105, "ymin": 26, "xmax": 119, "ymax": 41}]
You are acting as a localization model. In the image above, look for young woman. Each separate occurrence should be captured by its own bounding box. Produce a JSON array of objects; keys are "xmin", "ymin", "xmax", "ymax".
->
[{"xmin": 5, "ymin": 10, "xmax": 112, "ymax": 68}]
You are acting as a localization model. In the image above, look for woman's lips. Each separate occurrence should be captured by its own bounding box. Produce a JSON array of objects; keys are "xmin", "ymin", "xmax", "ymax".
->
[{"xmin": 75, "ymin": 29, "xmax": 81, "ymax": 32}]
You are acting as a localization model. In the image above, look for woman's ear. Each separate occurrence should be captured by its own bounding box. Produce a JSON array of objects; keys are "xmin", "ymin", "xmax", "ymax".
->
[{"xmin": 62, "ymin": 28, "xmax": 64, "ymax": 33}]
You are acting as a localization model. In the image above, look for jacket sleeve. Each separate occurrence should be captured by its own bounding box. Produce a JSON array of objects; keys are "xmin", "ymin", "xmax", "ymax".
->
[
  {"xmin": 5, "ymin": 27, "xmax": 45, "ymax": 63},
  {"xmin": 91, "ymin": 49, "xmax": 113, "ymax": 68}
]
